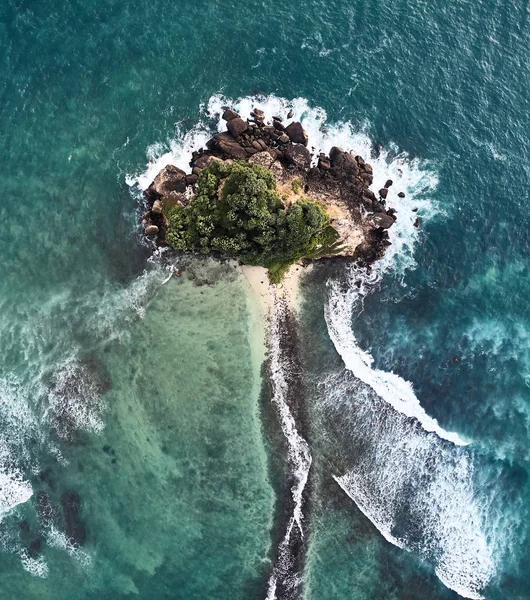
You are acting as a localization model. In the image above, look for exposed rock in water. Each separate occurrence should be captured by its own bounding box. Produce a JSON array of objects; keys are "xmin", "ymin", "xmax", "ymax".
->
[
  {"xmin": 285, "ymin": 121, "xmax": 308, "ymax": 146},
  {"xmin": 222, "ymin": 108, "xmax": 240, "ymax": 121},
  {"xmin": 385, "ymin": 179, "xmax": 393, "ymax": 188},
  {"xmin": 379, "ymin": 188, "xmax": 389, "ymax": 199},
  {"xmin": 148, "ymin": 165, "xmax": 187, "ymax": 196},
  {"xmin": 398, "ymin": 191, "xmax": 406, "ymax": 198},
  {"xmin": 368, "ymin": 212, "xmax": 395, "ymax": 230}
]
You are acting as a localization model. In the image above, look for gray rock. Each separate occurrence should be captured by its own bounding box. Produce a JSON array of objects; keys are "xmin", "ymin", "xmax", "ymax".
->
[
  {"xmin": 151, "ymin": 199, "xmax": 163, "ymax": 214},
  {"xmin": 227, "ymin": 117, "xmax": 248, "ymax": 137},
  {"xmin": 214, "ymin": 133, "xmax": 248, "ymax": 159},
  {"xmin": 368, "ymin": 213, "xmax": 395, "ymax": 230},
  {"xmin": 329, "ymin": 146, "xmax": 345, "ymax": 166},
  {"xmin": 150, "ymin": 165, "xmax": 187, "ymax": 195},
  {"xmin": 283, "ymin": 143, "xmax": 311, "ymax": 170},
  {"xmin": 379, "ymin": 188, "xmax": 389, "ymax": 199},
  {"xmin": 384, "ymin": 179, "xmax": 393, "ymax": 188},
  {"xmin": 249, "ymin": 150, "xmax": 275, "ymax": 169},
  {"xmin": 193, "ymin": 154, "xmax": 215, "ymax": 170},
  {"xmin": 145, "ymin": 224, "xmax": 159, "ymax": 235},
  {"xmin": 318, "ymin": 155, "xmax": 331, "ymax": 170},
  {"xmin": 398, "ymin": 191, "xmax": 406, "ymax": 198},
  {"xmin": 285, "ymin": 122, "xmax": 308, "ymax": 146}
]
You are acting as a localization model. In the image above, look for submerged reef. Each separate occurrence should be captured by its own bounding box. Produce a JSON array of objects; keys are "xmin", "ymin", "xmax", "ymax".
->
[{"xmin": 141, "ymin": 108, "xmax": 403, "ymax": 280}]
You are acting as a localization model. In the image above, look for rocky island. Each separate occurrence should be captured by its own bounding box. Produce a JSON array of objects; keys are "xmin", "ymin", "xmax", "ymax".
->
[
  {"xmin": 141, "ymin": 108, "xmax": 403, "ymax": 282},
  {"xmin": 138, "ymin": 108, "xmax": 409, "ymax": 598}
]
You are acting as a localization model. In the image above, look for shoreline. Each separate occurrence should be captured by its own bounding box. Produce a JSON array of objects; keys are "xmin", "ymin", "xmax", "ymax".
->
[{"xmin": 241, "ymin": 263, "xmax": 311, "ymax": 317}]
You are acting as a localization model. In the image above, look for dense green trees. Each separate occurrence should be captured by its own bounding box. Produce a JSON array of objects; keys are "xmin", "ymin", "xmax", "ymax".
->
[{"xmin": 165, "ymin": 159, "xmax": 337, "ymax": 282}]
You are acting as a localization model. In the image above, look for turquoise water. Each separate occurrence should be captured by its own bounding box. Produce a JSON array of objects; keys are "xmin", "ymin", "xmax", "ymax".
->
[{"xmin": 2, "ymin": 0, "xmax": 530, "ymax": 598}]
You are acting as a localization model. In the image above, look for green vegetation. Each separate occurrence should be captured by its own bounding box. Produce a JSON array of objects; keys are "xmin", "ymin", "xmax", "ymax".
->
[
  {"xmin": 291, "ymin": 178, "xmax": 301, "ymax": 194},
  {"xmin": 165, "ymin": 160, "xmax": 338, "ymax": 282}
]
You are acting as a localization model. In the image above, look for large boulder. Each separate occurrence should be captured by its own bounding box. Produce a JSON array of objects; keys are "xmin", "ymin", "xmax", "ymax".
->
[
  {"xmin": 283, "ymin": 143, "xmax": 312, "ymax": 170},
  {"xmin": 145, "ymin": 224, "xmax": 159, "ymax": 235},
  {"xmin": 342, "ymin": 153, "xmax": 359, "ymax": 176},
  {"xmin": 212, "ymin": 133, "xmax": 248, "ymax": 159},
  {"xmin": 329, "ymin": 146, "xmax": 345, "ymax": 167},
  {"xmin": 249, "ymin": 150, "xmax": 275, "ymax": 169},
  {"xmin": 192, "ymin": 153, "xmax": 215, "ymax": 170},
  {"xmin": 285, "ymin": 122, "xmax": 308, "ymax": 146},
  {"xmin": 149, "ymin": 165, "xmax": 187, "ymax": 195},
  {"xmin": 227, "ymin": 117, "xmax": 248, "ymax": 138},
  {"xmin": 368, "ymin": 213, "xmax": 395, "ymax": 230},
  {"xmin": 151, "ymin": 199, "xmax": 163, "ymax": 214},
  {"xmin": 222, "ymin": 109, "xmax": 240, "ymax": 121}
]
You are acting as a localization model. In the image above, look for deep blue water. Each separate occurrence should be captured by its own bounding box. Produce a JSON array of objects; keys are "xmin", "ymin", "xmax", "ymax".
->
[{"xmin": 1, "ymin": 0, "xmax": 529, "ymax": 598}]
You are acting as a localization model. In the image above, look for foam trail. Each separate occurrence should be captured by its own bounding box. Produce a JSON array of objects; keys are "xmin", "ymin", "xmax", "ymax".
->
[
  {"xmin": 265, "ymin": 291, "xmax": 311, "ymax": 600},
  {"xmin": 325, "ymin": 266, "xmax": 467, "ymax": 446}
]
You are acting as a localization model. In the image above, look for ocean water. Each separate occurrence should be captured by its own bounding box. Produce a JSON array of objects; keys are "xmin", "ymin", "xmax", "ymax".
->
[{"xmin": 2, "ymin": 0, "xmax": 530, "ymax": 598}]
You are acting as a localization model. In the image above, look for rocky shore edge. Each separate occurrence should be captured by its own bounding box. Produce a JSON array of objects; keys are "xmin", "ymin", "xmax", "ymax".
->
[{"xmin": 140, "ymin": 107, "xmax": 406, "ymax": 267}]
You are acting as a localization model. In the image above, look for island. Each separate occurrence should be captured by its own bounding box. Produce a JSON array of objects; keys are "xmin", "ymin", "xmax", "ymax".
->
[
  {"xmin": 137, "ymin": 107, "xmax": 408, "ymax": 598},
  {"xmin": 141, "ymin": 108, "xmax": 403, "ymax": 282}
]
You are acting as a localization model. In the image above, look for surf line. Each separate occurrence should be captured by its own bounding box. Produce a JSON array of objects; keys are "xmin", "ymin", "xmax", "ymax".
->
[
  {"xmin": 325, "ymin": 263, "xmax": 469, "ymax": 446},
  {"xmin": 265, "ymin": 291, "xmax": 312, "ymax": 600}
]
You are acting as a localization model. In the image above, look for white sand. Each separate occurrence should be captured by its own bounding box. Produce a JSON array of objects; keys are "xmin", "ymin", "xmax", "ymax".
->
[{"xmin": 241, "ymin": 263, "xmax": 311, "ymax": 317}]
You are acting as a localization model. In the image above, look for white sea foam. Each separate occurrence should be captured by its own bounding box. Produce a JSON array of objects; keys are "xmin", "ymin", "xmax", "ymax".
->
[
  {"xmin": 46, "ymin": 526, "xmax": 92, "ymax": 567},
  {"xmin": 46, "ymin": 359, "xmax": 106, "ymax": 438},
  {"xmin": 0, "ymin": 463, "xmax": 32, "ymax": 522},
  {"xmin": 19, "ymin": 550, "xmax": 49, "ymax": 578},
  {"xmin": 265, "ymin": 291, "xmax": 312, "ymax": 600},
  {"xmin": 322, "ymin": 373, "xmax": 494, "ymax": 600}
]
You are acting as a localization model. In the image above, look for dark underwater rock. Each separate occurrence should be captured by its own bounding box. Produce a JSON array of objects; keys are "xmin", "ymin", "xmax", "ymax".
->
[{"xmin": 61, "ymin": 491, "xmax": 86, "ymax": 546}]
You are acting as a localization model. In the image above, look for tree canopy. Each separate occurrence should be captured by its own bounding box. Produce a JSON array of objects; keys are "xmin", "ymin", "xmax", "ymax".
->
[{"xmin": 165, "ymin": 159, "xmax": 337, "ymax": 282}]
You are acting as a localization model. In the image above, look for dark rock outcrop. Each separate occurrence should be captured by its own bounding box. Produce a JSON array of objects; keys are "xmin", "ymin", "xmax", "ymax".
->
[
  {"xmin": 208, "ymin": 132, "xmax": 248, "ymax": 159},
  {"xmin": 285, "ymin": 122, "xmax": 308, "ymax": 146},
  {"xmin": 222, "ymin": 109, "xmax": 240, "ymax": 121},
  {"xmin": 368, "ymin": 212, "xmax": 395, "ymax": 230},
  {"xmin": 140, "ymin": 106, "xmax": 396, "ymax": 261},
  {"xmin": 148, "ymin": 165, "xmax": 187, "ymax": 196},
  {"xmin": 227, "ymin": 117, "xmax": 248, "ymax": 138}
]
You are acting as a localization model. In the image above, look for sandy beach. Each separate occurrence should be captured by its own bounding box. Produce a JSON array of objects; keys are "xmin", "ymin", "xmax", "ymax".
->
[{"xmin": 241, "ymin": 263, "xmax": 311, "ymax": 317}]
